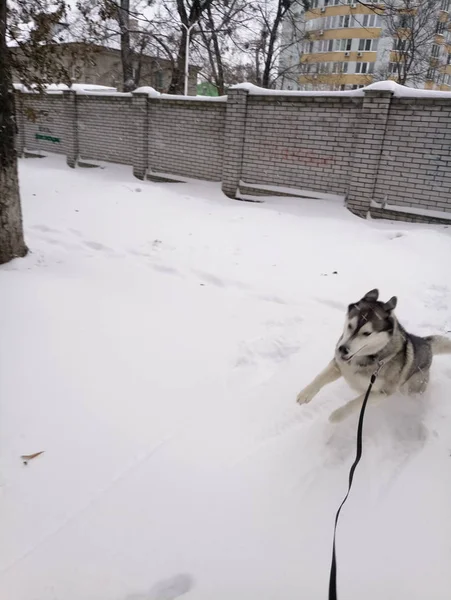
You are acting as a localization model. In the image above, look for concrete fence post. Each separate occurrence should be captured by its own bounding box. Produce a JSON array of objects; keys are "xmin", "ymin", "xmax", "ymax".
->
[
  {"xmin": 222, "ymin": 87, "xmax": 249, "ymax": 199},
  {"xmin": 63, "ymin": 90, "xmax": 78, "ymax": 168},
  {"xmin": 132, "ymin": 91, "xmax": 149, "ymax": 180},
  {"xmin": 346, "ymin": 89, "xmax": 393, "ymax": 216}
]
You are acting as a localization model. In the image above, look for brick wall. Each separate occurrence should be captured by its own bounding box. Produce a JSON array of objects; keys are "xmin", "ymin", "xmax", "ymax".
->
[
  {"xmin": 20, "ymin": 94, "xmax": 69, "ymax": 156},
  {"xmin": 241, "ymin": 95, "xmax": 360, "ymax": 197},
  {"xmin": 148, "ymin": 98, "xmax": 226, "ymax": 181},
  {"xmin": 373, "ymin": 97, "xmax": 451, "ymax": 216},
  {"xmin": 78, "ymin": 95, "xmax": 135, "ymax": 165},
  {"xmin": 16, "ymin": 85, "xmax": 451, "ymax": 224}
]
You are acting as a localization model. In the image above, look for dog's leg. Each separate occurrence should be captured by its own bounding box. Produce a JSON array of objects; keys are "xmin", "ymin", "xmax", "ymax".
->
[
  {"xmin": 296, "ymin": 359, "xmax": 341, "ymax": 405},
  {"xmin": 329, "ymin": 392, "xmax": 387, "ymax": 423}
]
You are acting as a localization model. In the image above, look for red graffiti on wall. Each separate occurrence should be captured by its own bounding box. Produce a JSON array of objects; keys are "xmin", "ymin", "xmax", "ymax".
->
[{"xmin": 278, "ymin": 147, "xmax": 335, "ymax": 167}]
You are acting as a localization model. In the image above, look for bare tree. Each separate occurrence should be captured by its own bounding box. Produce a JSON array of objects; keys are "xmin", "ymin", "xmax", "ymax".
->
[
  {"xmin": 164, "ymin": 0, "xmax": 217, "ymax": 94},
  {"xmin": 0, "ymin": 0, "xmax": 27, "ymax": 264},
  {"xmin": 196, "ymin": 0, "xmax": 250, "ymax": 95},
  {"xmin": 378, "ymin": 0, "xmax": 447, "ymax": 86},
  {"xmin": 1, "ymin": 0, "xmax": 100, "ymax": 264},
  {"xmin": 2, "ymin": 0, "xmax": 76, "ymax": 265},
  {"xmin": 357, "ymin": 0, "xmax": 448, "ymax": 87},
  {"xmin": 117, "ymin": 0, "xmax": 134, "ymax": 91},
  {"xmin": 229, "ymin": 0, "xmax": 310, "ymax": 89},
  {"xmin": 81, "ymin": 0, "xmax": 156, "ymax": 92}
]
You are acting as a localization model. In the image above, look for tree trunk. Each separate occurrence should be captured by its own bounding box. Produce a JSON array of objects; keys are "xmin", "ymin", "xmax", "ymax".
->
[
  {"xmin": 119, "ymin": 0, "xmax": 134, "ymax": 92},
  {"xmin": 168, "ymin": 27, "xmax": 187, "ymax": 95},
  {"xmin": 262, "ymin": 2, "xmax": 284, "ymax": 89},
  {"xmin": 206, "ymin": 5, "xmax": 224, "ymax": 95},
  {"xmin": 0, "ymin": 0, "xmax": 27, "ymax": 264}
]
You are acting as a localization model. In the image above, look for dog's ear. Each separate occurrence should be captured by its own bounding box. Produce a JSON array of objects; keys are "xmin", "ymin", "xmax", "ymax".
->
[
  {"xmin": 362, "ymin": 289, "xmax": 379, "ymax": 302},
  {"xmin": 383, "ymin": 296, "xmax": 397, "ymax": 312},
  {"xmin": 348, "ymin": 303, "xmax": 357, "ymax": 313}
]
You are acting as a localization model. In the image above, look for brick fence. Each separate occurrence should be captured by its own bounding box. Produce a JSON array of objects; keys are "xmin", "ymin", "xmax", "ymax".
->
[{"xmin": 16, "ymin": 83, "xmax": 451, "ymax": 224}]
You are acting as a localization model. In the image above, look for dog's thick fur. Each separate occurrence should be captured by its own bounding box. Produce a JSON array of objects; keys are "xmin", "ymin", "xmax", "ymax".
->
[{"xmin": 296, "ymin": 289, "xmax": 451, "ymax": 422}]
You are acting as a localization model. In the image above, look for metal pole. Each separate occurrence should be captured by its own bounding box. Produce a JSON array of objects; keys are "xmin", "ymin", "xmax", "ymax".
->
[
  {"xmin": 183, "ymin": 22, "xmax": 197, "ymax": 96},
  {"xmin": 184, "ymin": 25, "xmax": 190, "ymax": 96}
]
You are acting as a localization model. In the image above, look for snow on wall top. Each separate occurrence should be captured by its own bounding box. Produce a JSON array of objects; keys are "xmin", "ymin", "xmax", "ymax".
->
[
  {"xmin": 364, "ymin": 80, "xmax": 451, "ymax": 98},
  {"xmin": 230, "ymin": 80, "xmax": 451, "ymax": 99},
  {"xmin": 13, "ymin": 82, "xmax": 132, "ymax": 97},
  {"xmin": 133, "ymin": 86, "xmax": 227, "ymax": 102},
  {"xmin": 14, "ymin": 80, "xmax": 451, "ymax": 101},
  {"xmin": 229, "ymin": 82, "xmax": 365, "ymax": 97}
]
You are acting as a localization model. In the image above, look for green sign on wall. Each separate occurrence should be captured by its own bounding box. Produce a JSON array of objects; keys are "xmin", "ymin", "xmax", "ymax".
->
[{"xmin": 35, "ymin": 133, "xmax": 60, "ymax": 143}]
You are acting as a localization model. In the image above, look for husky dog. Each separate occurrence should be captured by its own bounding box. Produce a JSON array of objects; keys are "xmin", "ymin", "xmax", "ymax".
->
[{"xmin": 296, "ymin": 289, "xmax": 451, "ymax": 422}]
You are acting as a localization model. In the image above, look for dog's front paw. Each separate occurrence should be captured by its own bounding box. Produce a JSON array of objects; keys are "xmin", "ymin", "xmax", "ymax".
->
[{"xmin": 296, "ymin": 386, "xmax": 316, "ymax": 405}]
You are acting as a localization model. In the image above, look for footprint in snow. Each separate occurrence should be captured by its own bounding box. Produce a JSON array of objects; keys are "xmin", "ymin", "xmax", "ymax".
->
[
  {"xmin": 31, "ymin": 224, "xmax": 60, "ymax": 234},
  {"xmin": 68, "ymin": 228, "xmax": 83, "ymax": 237},
  {"xmin": 152, "ymin": 264, "xmax": 180, "ymax": 276},
  {"xmin": 83, "ymin": 240, "xmax": 113, "ymax": 252},
  {"xmin": 194, "ymin": 270, "xmax": 225, "ymax": 288},
  {"xmin": 126, "ymin": 574, "xmax": 194, "ymax": 600},
  {"xmin": 256, "ymin": 294, "xmax": 286, "ymax": 305},
  {"xmin": 387, "ymin": 231, "xmax": 407, "ymax": 240}
]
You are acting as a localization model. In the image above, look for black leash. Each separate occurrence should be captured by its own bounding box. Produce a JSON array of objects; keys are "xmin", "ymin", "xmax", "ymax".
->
[{"xmin": 328, "ymin": 367, "xmax": 381, "ymax": 600}]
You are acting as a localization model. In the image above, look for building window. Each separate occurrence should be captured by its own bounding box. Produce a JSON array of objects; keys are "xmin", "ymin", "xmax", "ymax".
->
[
  {"xmin": 153, "ymin": 71, "xmax": 164, "ymax": 89},
  {"xmin": 398, "ymin": 14, "xmax": 413, "ymax": 28},
  {"xmin": 336, "ymin": 38, "xmax": 352, "ymax": 51},
  {"xmin": 431, "ymin": 44, "xmax": 441, "ymax": 58},
  {"xmin": 339, "ymin": 15, "xmax": 350, "ymax": 28},
  {"xmin": 355, "ymin": 61, "xmax": 374, "ymax": 74},
  {"xmin": 358, "ymin": 38, "xmax": 379, "ymax": 51},
  {"xmin": 393, "ymin": 38, "xmax": 407, "ymax": 51},
  {"xmin": 311, "ymin": 0, "xmax": 320, "ymax": 7},
  {"xmin": 318, "ymin": 39, "xmax": 334, "ymax": 52},
  {"xmin": 443, "ymin": 74, "xmax": 451, "ymax": 86},
  {"xmin": 426, "ymin": 68, "xmax": 436, "ymax": 80},
  {"xmin": 332, "ymin": 61, "xmax": 348, "ymax": 73},
  {"xmin": 442, "ymin": 0, "xmax": 450, "ymax": 10},
  {"xmin": 306, "ymin": 13, "xmax": 382, "ymax": 32},
  {"xmin": 388, "ymin": 62, "xmax": 398, "ymax": 74},
  {"xmin": 361, "ymin": 14, "xmax": 382, "ymax": 27},
  {"xmin": 436, "ymin": 21, "xmax": 446, "ymax": 34}
]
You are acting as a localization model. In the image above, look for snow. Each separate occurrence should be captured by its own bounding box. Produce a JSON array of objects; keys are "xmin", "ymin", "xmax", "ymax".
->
[
  {"xmin": 1, "ymin": 154, "xmax": 451, "ymax": 600},
  {"xmin": 13, "ymin": 83, "xmax": 120, "ymax": 95},
  {"xmin": 133, "ymin": 87, "xmax": 227, "ymax": 102},
  {"xmin": 239, "ymin": 180, "xmax": 345, "ymax": 202},
  {"xmin": 371, "ymin": 199, "xmax": 451, "ymax": 221},
  {"xmin": 364, "ymin": 80, "xmax": 451, "ymax": 98},
  {"xmin": 230, "ymin": 82, "xmax": 365, "ymax": 97},
  {"xmin": 14, "ymin": 80, "xmax": 451, "ymax": 101},
  {"xmin": 231, "ymin": 80, "xmax": 451, "ymax": 98}
]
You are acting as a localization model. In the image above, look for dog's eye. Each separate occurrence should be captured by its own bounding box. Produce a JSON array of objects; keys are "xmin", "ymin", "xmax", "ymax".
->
[
  {"xmin": 362, "ymin": 332, "xmax": 371, "ymax": 337},
  {"xmin": 348, "ymin": 324, "xmax": 352, "ymax": 330}
]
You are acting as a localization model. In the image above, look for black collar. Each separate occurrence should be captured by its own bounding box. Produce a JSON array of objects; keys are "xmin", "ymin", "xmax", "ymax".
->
[{"xmin": 355, "ymin": 354, "xmax": 378, "ymax": 367}]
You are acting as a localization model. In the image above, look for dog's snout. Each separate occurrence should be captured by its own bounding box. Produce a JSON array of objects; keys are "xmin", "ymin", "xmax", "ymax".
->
[{"xmin": 338, "ymin": 344, "xmax": 349, "ymax": 355}]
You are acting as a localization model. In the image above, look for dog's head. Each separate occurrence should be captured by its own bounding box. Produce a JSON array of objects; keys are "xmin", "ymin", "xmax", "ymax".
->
[{"xmin": 337, "ymin": 289, "xmax": 397, "ymax": 362}]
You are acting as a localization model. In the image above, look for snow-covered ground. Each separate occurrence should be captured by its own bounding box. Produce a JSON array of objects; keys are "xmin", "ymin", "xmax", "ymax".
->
[{"xmin": 1, "ymin": 154, "xmax": 451, "ymax": 600}]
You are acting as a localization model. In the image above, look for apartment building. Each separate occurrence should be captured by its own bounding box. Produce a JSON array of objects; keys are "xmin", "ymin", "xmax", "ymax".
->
[{"xmin": 279, "ymin": 0, "xmax": 451, "ymax": 91}]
